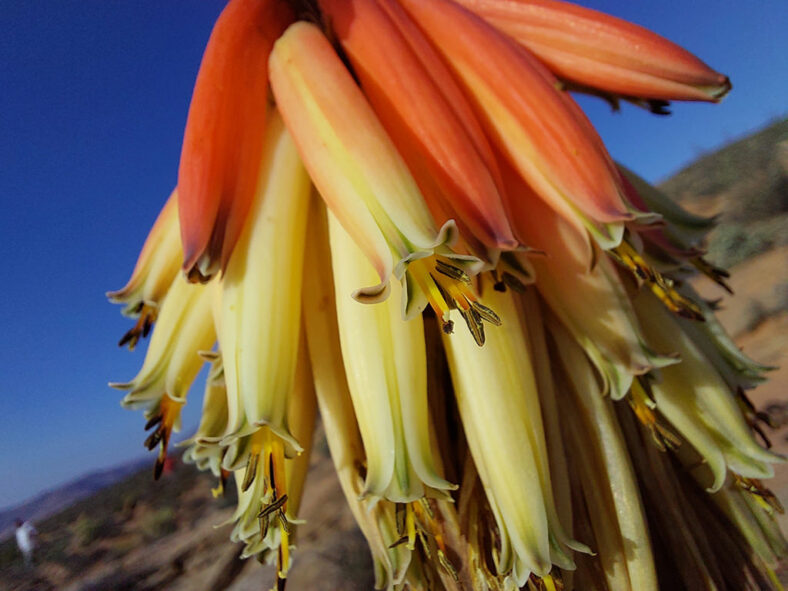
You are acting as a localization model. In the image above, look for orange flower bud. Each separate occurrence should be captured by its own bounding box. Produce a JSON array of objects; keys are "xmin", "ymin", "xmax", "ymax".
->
[
  {"xmin": 177, "ymin": 0, "xmax": 294, "ymax": 282},
  {"xmin": 454, "ymin": 0, "xmax": 731, "ymax": 103}
]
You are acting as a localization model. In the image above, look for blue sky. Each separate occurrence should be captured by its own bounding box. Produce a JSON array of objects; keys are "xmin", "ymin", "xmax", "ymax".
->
[{"xmin": 0, "ymin": 0, "xmax": 786, "ymax": 509}]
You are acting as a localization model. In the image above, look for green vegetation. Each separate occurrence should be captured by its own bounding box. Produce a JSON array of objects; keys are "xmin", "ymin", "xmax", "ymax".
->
[{"xmin": 659, "ymin": 117, "xmax": 788, "ymax": 269}]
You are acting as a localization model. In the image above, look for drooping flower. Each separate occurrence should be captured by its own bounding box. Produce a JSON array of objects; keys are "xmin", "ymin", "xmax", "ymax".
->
[
  {"xmin": 269, "ymin": 21, "xmax": 499, "ymax": 345},
  {"xmin": 319, "ymin": 0, "xmax": 518, "ymax": 265},
  {"xmin": 503, "ymin": 162, "xmax": 676, "ymax": 399},
  {"xmin": 548, "ymin": 316, "xmax": 658, "ymax": 591},
  {"xmin": 398, "ymin": 0, "xmax": 655, "ymax": 250},
  {"xmin": 632, "ymin": 290, "xmax": 783, "ymax": 492},
  {"xmin": 107, "ymin": 190, "xmax": 182, "ymax": 350},
  {"xmin": 452, "ymin": 0, "xmax": 731, "ymax": 106},
  {"xmin": 110, "ymin": 274, "xmax": 216, "ymax": 477},
  {"xmin": 328, "ymin": 211, "xmax": 454, "ymax": 501},
  {"xmin": 442, "ymin": 278, "xmax": 586, "ymax": 585},
  {"xmin": 213, "ymin": 109, "xmax": 312, "ymax": 449},
  {"xmin": 177, "ymin": 0, "xmax": 294, "ymax": 281}
]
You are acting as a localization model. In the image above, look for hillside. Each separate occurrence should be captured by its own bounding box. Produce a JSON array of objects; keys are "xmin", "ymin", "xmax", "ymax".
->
[
  {"xmin": 1, "ymin": 118, "xmax": 786, "ymax": 591},
  {"xmin": 659, "ymin": 117, "xmax": 788, "ymax": 268},
  {"xmin": 0, "ymin": 459, "xmax": 149, "ymax": 542}
]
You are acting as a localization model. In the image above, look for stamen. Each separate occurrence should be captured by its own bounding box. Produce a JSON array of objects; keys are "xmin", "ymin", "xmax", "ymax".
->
[
  {"xmin": 409, "ymin": 258, "xmax": 453, "ymax": 326},
  {"xmin": 118, "ymin": 305, "xmax": 157, "ymax": 350},
  {"xmin": 691, "ymin": 257, "xmax": 733, "ymax": 294},
  {"xmin": 242, "ymin": 452, "xmax": 260, "ymax": 492},
  {"xmin": 435, "ymin": 258, "xmax": 471, "ymax": 284},
  {"xmin": 629, "ymin": 379, "xmax": 681, "ymax": 451},
  {"xmin": 143, "ymin": 396, "xmax": 183, "ymax": 480},
  {"xmin": 389, "ymin": 503, "xmax": 409, "ymax": 549},
  {"xmin": 733, "ymin": 474, "xmax": 784, "ymax": 514},
  {"xmin": 736, "ymin": 387, "xmax": 775, "ymax": 448},
  {"xmin": 405, "ymin": 502, "xmax": 416, "ymax": 551},
  {"xmin": 411, "ymin": 499, "xmax": 458, "ymax": 581},
  {"xmin": 612, "ymin": 241, "xmax": 704, "ymax": 321},
  {"xmin": 267, "ymin": 438, "xmax": 290, "ymax": 581},
  {"xmin": 409, "ymin": 256, "xmax": 500, "ymax": 346}
]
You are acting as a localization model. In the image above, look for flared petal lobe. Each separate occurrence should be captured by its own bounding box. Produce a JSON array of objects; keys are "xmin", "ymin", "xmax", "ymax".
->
[
  {"xmin": 454, "ymin": 0, "xmax": 731, "ymax": 102},
  {"xmin": 178, "ymin": 0, "xmax": 294, "ymax": 281}
]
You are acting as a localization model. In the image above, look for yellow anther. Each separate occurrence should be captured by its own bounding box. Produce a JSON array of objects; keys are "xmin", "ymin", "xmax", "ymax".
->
[
  {"xmin": 613, "ymin": 241, "xmax": 704, "ymax": 321},
  {"xmin": 733, "ymin": 474, "xmax": 784, "ymax": 515},
  {"xmin": 629, "ymin": 380, "xmax": 681, "ymax": 451}
]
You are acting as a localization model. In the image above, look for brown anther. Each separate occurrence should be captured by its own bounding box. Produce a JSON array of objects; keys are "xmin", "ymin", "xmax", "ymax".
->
[
  {"xmin": 435, "ymin": 259, "xmax": 471, "ymax": 284},
  {"xmin": 692, "ymin": 257, "xmax": 733, "ymax": 294},
  {"xmin": 144, "ymin": 430, "xmax": 163, "ymax": 450},
  {"xmin": 242, "ymin": 453, "xmax": 260, "ymax": 492},
  {"xmin": 460, "ymin": 308, "xmax": 485, "ymax": 347},
  {"xmin": 278, "ymin": 510, "xmax": 291, "ymax": 535},
  {"xmin": 387, "ymin": 535, "xmax": 409, "ymax": 549},
  {"xmin": 471, "ymin": 301, "xmax": 502, "ymax": 326},
  {"xmin": 118, "ymin": 306, "xmax": 157, "ymax": 350},
  {"xmin": 144, "ymin": 414, "xmax": 163, "ymax": 431},
  {"xmin": 258, "ymin": 494, "xmax": 289, "ymax": 520}
]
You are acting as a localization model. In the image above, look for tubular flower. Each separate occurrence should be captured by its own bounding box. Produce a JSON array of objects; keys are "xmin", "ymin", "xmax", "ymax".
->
[
  {"xmin": 548, "ymin": 316, "xmax": 658, "ymax": 591},
  {"xmin": 269, "ymin": 21, "xmax": 499, "ymax": 344},
  {"xmin": 442, "ymin": 278, "xmax": 586, "ymax": 585},
  {"xmin": 302, "ymin": 204, "xmax": 412, "ymax": 588},
  {"xmin": 108, "ymin": 2, "xmax": 785, "ymax": 590},
  {"xmin": 453, "ymin": 0, "xmax": 731, "ymax": 107},
  {"xmin": 505, "ymin": 165, "xmax": 675, "ymax": 399},
  {"xmin": 318, "ymin": 0, "xmax": 518, "ymax": 264},
  {"xmin": 329, "ymin": 211, "xmax": 454, "ymax": 501},
  {"xmin": 110, "ymin": 274, "xmax": 216, "ymax": 477},
  {"xmin": 226, "ymin": 337, "xmax": 317, "ymax": 567},
  {"xmin": 214, "ymin": 109, "xmax": 311, "ymax": 449},
  {"xmin": 178, "ymin": 0, "xmax": 294, "ymax": 281},
  {"xmin": 398, "ymin": 0, "xmax": 655, "ymax": 250},
  {"xmin": 632, "ymin": 291, "xmax": 783, "ymax": 492},
  {"xmin": 108, "ymin": 190, "xmax": 182, "ymax": 350}
]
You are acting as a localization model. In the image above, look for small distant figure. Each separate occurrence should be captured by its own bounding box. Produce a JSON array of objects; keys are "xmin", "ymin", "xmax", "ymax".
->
[{"xmin": 14, "ymin": 518, "xmax": 37, "ymax": 568}]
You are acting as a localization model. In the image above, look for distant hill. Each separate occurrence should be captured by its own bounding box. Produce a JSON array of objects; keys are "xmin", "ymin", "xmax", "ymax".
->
[
  {"xmin": 659, "ymin": 117, "xmax": 788, "ymax": 269},
  {"xmin": 0, "ymin": 457, "xmax": 149, "ymax": 541}
]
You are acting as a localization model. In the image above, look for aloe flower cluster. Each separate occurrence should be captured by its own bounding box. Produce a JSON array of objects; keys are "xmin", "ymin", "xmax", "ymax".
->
[{"xmin": 108, "ymin": 1, "xmax": 785, "ymax": 589}]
